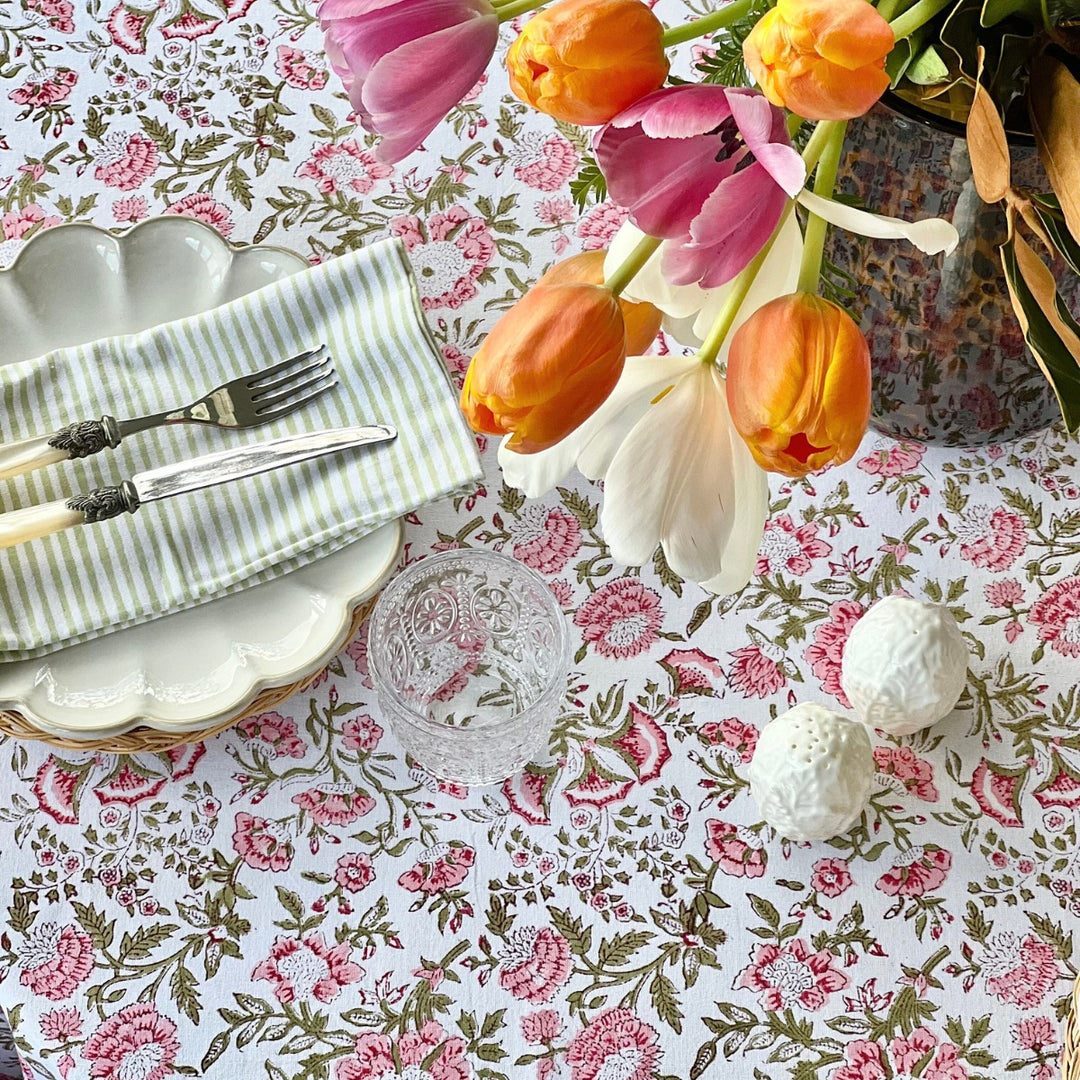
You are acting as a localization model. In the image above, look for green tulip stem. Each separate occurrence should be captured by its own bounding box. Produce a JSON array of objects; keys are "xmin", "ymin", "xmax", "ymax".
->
[
  {"xmin": 874, "ymin": 0, "xmax": 903, "ymax": 22},
  {"xmin": 660, "ymin": 0, "xmax": 756, "ymax": 48},
  {"xmin": 603, "ymin": 233, "xmax": 663, "ymax": 298},
  {"xmin": 495, "ymin": 0, "xmax": 548, "ymax": 23},
  {"xmin": 887, "ymin": 0, "xmax": 954, "ymax": 40},
  {"xmin": 799, "ymin": 118, "xmax": 840, "ymax": 176},
  {"xmin": 796, "ymin": 120, "xmax": 847, "ymax": 296},
  {"xmin": 697, "ymin": 202, "xmax": 795, "ymax": 369}
]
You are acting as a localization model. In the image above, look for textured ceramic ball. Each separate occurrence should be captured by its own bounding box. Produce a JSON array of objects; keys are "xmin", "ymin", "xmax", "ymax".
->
[
  {"xmin": 841, "ymin": 595, "xmax": 969, "ymax": 736},
  {"xmin": 747, "ymin": 702, "xmax": 874, "ymax": 841}
]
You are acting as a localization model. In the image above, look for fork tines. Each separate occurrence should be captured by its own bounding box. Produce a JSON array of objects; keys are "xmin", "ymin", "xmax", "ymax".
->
[{"xmin": 248, "ymin": 345, "xmax": 338, "ymax": 418}]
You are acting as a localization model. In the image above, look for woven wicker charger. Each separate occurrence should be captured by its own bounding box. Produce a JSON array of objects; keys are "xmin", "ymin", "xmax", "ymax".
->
[
  {"xmin": 1064, "ymin": 975, "xmax": 1080, "ymax": 1080},
  {"xmin": 0, "ymin": 594, "xmax": 377, "ymax": 754}
]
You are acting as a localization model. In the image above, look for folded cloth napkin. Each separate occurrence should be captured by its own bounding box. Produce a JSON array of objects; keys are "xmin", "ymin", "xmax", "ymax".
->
[{"xmin": 0, "ymin": 237, "xmax": 482, "ymax": 661}]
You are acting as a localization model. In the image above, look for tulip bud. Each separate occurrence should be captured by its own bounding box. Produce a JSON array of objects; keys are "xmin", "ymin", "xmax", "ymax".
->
[
  {"xmin": 726, "ymin": 292, "xmax": 871, "ymax": 477},
  {"xmin": 743, "ymin": 0, "xmax": 894, "ymax": 121},
  {"xmin": 536, "ymin": 251, "xmax": 661, "ymax": 355},
  {"xmin": 507, "ymin": 0, "xmax": 668, "ymax": 126},
  {"xmin": 461, "ymin": 281, "xmax": 626, "ymax": 453}
]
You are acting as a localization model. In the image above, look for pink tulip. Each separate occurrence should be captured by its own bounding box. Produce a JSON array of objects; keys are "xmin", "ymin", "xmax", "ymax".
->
[
  {"xmin": 594, "ymin": 85, "xmax": 805, "ymax": 288},
  {"xmin": 319, "ymin": 0, "xmax": 499, "ymax": 164}
]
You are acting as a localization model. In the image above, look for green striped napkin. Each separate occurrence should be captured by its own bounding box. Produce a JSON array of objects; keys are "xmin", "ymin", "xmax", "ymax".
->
[{"xmin": 0, "ymin": 237, "xmax": 482, "ymax": 661}]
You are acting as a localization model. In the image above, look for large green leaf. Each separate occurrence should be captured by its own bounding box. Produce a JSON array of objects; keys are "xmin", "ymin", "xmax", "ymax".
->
[
  {"xmin": 984, "ymin": 0, "xmax": 1078, "ymax": 28},
  {"xmin": 1000, "ymin": 234, "xmax": 1080, "ymax": 433},
  {"xmin": 981, "ymin": 0, "xmax": 1043, "ymax": 27},
  {"xmin": 1030, "ymin": 193, "xmax": 1080, "ymax": 277},
  {"xmin": 908, "ymin": 44, "xmax": 953, "ymax": 84}
]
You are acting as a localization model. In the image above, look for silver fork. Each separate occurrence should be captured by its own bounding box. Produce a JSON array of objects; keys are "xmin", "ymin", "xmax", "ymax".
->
[{"xmin": 0, "ymin": 345, "xmax": 338, "ymax": 482}]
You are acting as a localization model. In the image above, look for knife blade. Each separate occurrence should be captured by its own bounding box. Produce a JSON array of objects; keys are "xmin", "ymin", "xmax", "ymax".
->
[{"xmin": 0, "ymin": 424, "xmax": 397, "ymax": 551}]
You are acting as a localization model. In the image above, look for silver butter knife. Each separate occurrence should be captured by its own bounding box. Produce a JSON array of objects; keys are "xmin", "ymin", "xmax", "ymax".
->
[{"xmin": 0, "ymin": 424, "xmax": 396, "ymax": 551}]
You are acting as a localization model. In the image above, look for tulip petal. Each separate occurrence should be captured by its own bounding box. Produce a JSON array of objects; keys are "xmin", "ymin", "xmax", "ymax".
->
[
  {"xmin": 779, "ymin": 0, "xmax": 894, "ymax": 71},
  {"xmin": 689, "ymin": 210, "xmax": 804, "ymax": 345},
  {"xmin": 360, "ymin": 15, "xmax": 497, "ymax": 162},
  {"xmin": 498, "ymin": 352, "xmax": 696, "ymax": 496},
  {"xmin": 577, "ymin": 353, "xmax": 698, "ymax": 479},
  {"xmin": 601, "ymin": 363, "xmax": 768, "ymax": 588},
  {"xmin": 726, "ymin": 88, "xmax": 806, "ymax": 196},
  {"xmin": 603, "ymin": 84, "xmax": 730, "ymax": 138},
  {"xmin": 663, "ymin": 163, "xmax": 787, "ymax": 288},
  {"xmin": 606, "ymin": 214, "xmax": 804, "ymax": 348},
  {"xmin": 698, "ymin": 445, "xmax": 769, "ymax": 595},
  {"xmin": 599, "ymin": 132, "xmax": 732, "ymax": 238},
  {"xmin": 797, "ymin": 188, "xmax": 959, "ymax": 256},
  {"xmin": 605, "ymin": 222, "xmax": 706, "ymax": 318},
  {"xmin": 498, "ymin": 429, "xmax": 583, "ymax": 499}
]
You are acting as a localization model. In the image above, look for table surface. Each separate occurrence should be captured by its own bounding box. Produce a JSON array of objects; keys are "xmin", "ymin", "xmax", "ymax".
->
[{"xmin": 0, "ymin": 4, "xmax": 1078, "ymax": 1079}]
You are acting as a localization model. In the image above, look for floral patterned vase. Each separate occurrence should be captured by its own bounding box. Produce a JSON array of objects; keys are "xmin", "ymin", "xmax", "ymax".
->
[{"xmin": 824, "ymin": 95, "xmax": 1077, "ymax": 446}]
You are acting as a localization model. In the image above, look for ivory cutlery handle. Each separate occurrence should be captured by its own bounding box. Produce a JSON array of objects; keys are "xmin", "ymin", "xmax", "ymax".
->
[
  {"xmin": 0, "ymin": 499, "xmax": 87, "ymax": 549},
  {"xmin": 0, "ymin": 417, "xmax": 120, "ymax": 481}
]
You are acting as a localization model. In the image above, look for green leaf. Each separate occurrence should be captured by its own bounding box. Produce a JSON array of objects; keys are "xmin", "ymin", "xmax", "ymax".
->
[
  {"xmin": 690, "ymin": 1041, "xmax": 717, "ymax": 1079},
  {"xmin": 72, "ymin": 902, "xmax": 114, "ymax": 951},
  {"xmin": 201, "ymin": 1031, "xmax": 231, "ymax": 1072},
  {"xmin": 7, "ymin": 891, "xmax": 34, "ymax": 934},
  {"xmin": 907, "ymin": 45, "xmax": 951, "ymax": 85},
  {"xmin": 547, "ymin": 906, "xmax": 592, "ymax": 957},
  {"xmin": 171, "ymin": 965, "xmax": 201, "ymax": 1025},
  {"xmin": 1031, "ymin": 193, "xmax": 1080, "ymax": 277},
  {"xmin": 569, "ymin": 158, "xmax": 606, "ymax": 212},
  {"xmin": 457, "ymin": 1011, "xmax": 478, "ymax": 1042},
  {"xmin": 275, "ymin": 886, "xmax": 305, "ymax": 923},
  {"xmin": 226, "ymin": 165, "xmax": 253, "ymax": 210},
  {"xmin": 597, "ymin": 931, "xmax": 653, "ymax": 967},
  {"xmin": 558, "ymin": 487, "xmax": 598, "ymax": 531},
  {"xmin": 310, "ymin": 103, "xmax": 339, "ymax": 131},
  {"xmin": 649, "ymin": 972, "xmax": 684, "ymax": 1034},
  {"xmin": 1026, "ymin": 911, "xmax": 1073, "ymax": 960},
  {"xmin": 749, "ymin": 894, "xmax": 780, "ymax": 929},
  {"xmin": 119, "ymin": 923, "xmax": 178, "ymax": 961},
  {"xmin": 1000, "ymin": 233, "xmax": 1080, "ymax": 432},
  {"xmin": 480, "ymin": 1011, "xmax": 506, "ymax": 1040}
]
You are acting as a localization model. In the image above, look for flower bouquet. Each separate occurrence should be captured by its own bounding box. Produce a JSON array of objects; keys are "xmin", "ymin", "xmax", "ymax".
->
[{"xmin": 317, "ymin": 0, "xmax": 1080, "ymax": 594}]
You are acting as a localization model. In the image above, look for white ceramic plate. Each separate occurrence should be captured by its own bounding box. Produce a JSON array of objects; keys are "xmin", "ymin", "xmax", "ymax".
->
[{"xmin": 0, "ymin": 217, "xmax": 402, "ymax": 739}]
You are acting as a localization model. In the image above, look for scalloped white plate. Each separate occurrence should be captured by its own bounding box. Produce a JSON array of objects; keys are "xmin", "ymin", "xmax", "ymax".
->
[{"xmin": 0, "ymin": 217, "xmax": 403, "ymax": 739}]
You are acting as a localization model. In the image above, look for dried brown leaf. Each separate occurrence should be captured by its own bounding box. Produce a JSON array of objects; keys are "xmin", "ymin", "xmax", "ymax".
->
[
  {"xmin": 966, "ymin": 47, "xmax": 1012, "ymax": 204},
  {"xmin": 1014, "ymin": 231, "xmax": 1080, "ymax": 362},
  {"xmin": 1030, "ymin": 56, "xmax": 1080, "ymax": 248}
]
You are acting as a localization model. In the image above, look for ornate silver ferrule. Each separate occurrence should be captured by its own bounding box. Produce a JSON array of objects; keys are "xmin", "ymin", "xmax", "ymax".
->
[
  {"xmin": 66, "ymin": 480, "xmax": 140, "ymax": 523},
  {"xmin": 48, "ymin": 415, "xmax": 122, "ymax": 459}
]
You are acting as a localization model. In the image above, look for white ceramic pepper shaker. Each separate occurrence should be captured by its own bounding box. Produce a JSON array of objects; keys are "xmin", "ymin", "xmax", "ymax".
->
[{"xmin": 747, "ymin": 702, "xmax": 874, "ymax": 842}]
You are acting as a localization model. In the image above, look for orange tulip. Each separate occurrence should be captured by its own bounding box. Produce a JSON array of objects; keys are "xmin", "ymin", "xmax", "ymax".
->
[
  {"xmin": 460, "ymin": 280, "xmax": 626, "ymax": 454},
  {"xmin": 536, "ymin": 251, "xmax": 662, "ymax": 355},
  {"xmin": 506, "ymin": 0, "xmax": 669, "ymax": 127},
  {"xmin": 743, "ymin": 0, "xmax": 894, "ymax": 121},
  {"xmin": 725, "ymin": 292, "xmax": 871, "ymax": 477}
]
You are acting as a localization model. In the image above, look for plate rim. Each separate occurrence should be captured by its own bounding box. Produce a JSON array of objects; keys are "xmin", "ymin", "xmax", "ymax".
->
[
  {"xmin": 0, "ymin": 214, "xmax": 306, "ymax": 277},
  {"xmin": 6, "ymin": 518, "xmax": 402, "ymax": 740}
]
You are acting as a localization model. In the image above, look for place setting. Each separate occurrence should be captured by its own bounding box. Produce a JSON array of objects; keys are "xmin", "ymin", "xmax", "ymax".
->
[{"xmin": 1, "ymin": 0, "xmax": 1080, "ymax": 1078}]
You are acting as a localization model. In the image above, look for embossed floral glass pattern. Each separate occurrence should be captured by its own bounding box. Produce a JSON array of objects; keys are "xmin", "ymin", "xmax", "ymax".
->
[{"xmin": 369, "ymin": 550, "xmax": 570, "ymax": 785}]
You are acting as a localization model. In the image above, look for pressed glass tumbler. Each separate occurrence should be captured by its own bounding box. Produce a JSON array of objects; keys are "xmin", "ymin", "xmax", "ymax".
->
[{"xmin": 368, "ymin": 549, "xmax": 570, "ymax": 786}]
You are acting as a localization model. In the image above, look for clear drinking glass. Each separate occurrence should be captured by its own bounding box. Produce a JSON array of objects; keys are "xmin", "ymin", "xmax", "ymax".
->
[{"xmin": 368, "ymin": 549, "xmax": 570, "ymax": 786}]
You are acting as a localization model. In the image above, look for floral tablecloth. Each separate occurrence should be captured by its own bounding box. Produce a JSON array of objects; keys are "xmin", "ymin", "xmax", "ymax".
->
[{"xmin": 1, "ymin": 3, "xmax": 1079, "ymax": 1079}]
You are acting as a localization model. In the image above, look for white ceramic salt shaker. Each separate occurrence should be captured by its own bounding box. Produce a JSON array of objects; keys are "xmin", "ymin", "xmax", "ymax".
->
[
  {"xmin": 747, "ymin": 702, "xmax": 874, "ymax": 842},
  {"xmin": 841, "ymin": 595, "xmax": 969, "ymax": 736}
]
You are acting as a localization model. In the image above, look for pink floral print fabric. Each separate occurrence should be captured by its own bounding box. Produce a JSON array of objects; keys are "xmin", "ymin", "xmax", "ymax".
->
[{"xmin": 0, "ymin": 5, "xmax": 1077, "ymax": 1080}]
